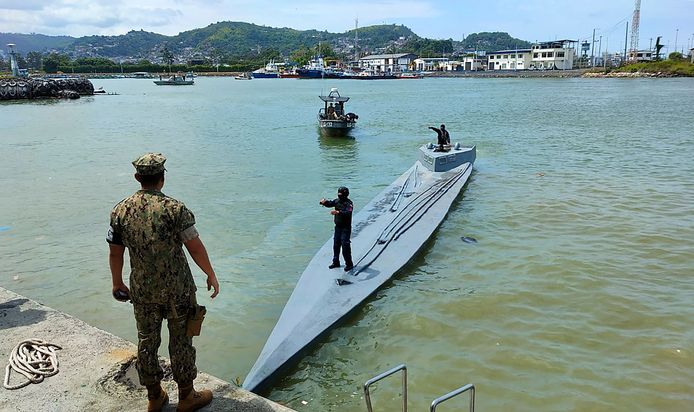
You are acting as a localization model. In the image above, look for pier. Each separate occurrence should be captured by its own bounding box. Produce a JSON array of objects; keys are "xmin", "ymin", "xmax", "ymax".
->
[{"xmin": 0, "ymin": 287, "xmax": 294, "ymax": 411}]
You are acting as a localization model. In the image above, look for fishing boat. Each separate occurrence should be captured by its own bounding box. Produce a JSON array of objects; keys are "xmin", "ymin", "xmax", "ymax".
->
[
  {"xmin": 279, "ymin": 70, "xmax": 299, "ymax": 78},
  {"xmin": 251, "ymin": 61, "xmax": 280, "ymax": 78},
  {"xmin": 234, "ymin": 72, "xmax": 252, "ymax": 80},
  {"xmin": 297, "ymin": 56, "xmax": 326, "ymax": 78},
  {"xmin": 153, "ymin": 74, "xmax": 194, "ymax": 85},
  {"xmin": 350, "ymin": 69, "xmax": 397, "ymax": 80},
  {"xmin": 397, "ymin": 72, "xmax": 424, "ymax": 79},
  {"xmin": 317, "ymin": 88, "xmax": 358, "ymax": 136},
  {"xmin": 244, "ymin": 141, "xmax": 476, "ymax": 393}
]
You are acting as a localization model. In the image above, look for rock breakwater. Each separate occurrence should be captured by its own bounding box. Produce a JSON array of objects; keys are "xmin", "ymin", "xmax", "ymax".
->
[{"xmin": 0, "ymin": 77, "xmax": 95, "ymax": 101}]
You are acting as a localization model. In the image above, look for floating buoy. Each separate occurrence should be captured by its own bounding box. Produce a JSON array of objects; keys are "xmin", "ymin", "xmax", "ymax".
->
[{"xmin": 461, "ymin": 236, "xmax": 477, "ymax": 244}]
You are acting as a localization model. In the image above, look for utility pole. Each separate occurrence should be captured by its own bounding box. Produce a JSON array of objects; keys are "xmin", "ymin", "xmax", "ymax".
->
[
  {"xmin": 674, "ymin": 29, "xmax": 679, "ymax": 53},
  {"xmin": 354, "ymin": 18, "xmax": 359, "ymax": 62},
  {"xmin": 591, "ymin": 28, "xmax": 596, "ymax": 66}
]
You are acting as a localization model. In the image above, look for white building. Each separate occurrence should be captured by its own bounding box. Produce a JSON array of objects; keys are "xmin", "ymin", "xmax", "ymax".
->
[
  {"xmin": 457, "ymin": 56, "xmax": 485, "ymax": 71},
  {"xmin": 529, "ymin": 40, "xmax": 576, "ymax": 70},
  {"xmin": 487, "ymin": 49, "xmax": 532, "ymax": 70},
  {"xmin": 413, "ymin": 57, "xmax": 449, "ymax": 71},
  {"xmin": 358, "ymin": 53, "xmax": 417, "ymax": 73},
  {"xmin": 628, "ymin": 50, "xmax": 653, "ymax": 62}
]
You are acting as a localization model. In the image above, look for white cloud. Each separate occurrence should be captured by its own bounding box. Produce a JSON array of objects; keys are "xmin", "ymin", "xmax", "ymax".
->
[
  {"xmin": 0, "ymin": 0, "xmax": 45, "ymax": 11},
  {"xmin": 0, "ymin": 0, "xmax": 690, "ymax": 50}
]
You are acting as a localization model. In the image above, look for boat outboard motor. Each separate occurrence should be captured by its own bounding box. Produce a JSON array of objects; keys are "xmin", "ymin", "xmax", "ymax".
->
[{"xmin": 338, "ymin": 186, "xmax": 349, "ymax": 200}]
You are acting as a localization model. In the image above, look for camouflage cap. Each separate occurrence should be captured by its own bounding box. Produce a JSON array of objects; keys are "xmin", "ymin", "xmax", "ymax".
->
[{"xmin": 132, "ymin": 153, "xmax": 166, "ymax": 175}]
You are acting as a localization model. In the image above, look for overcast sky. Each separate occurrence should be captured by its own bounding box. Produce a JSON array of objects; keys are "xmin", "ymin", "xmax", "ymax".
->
[{"xmin": 1, "ymin": 0, "xmax": 692, "ymax": 52}]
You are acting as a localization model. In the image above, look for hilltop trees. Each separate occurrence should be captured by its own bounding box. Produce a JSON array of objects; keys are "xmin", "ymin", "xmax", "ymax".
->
[
  {"xmin": 290, "ymin": 43, "xmax": 338, "ymax": 66},
  {"xmin": 462, "ymin": 32, "xmax": 531, "ymax": 52},
  {"xmin": 400, "ymin": 38, "xmax": 454, "ymax": 57},
  {"xmin": 25, "ymin": 51, "xmax": 43, "ymax": 69},
  {"xmin": 42, "ymin": 53, "xmax": 71, "ymax": 73}
]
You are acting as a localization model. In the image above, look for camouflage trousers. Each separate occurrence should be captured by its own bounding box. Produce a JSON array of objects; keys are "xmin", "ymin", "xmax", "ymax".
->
[{"xmin": 133, "ymin": 302, "xmax": 197, "ymax": 386}]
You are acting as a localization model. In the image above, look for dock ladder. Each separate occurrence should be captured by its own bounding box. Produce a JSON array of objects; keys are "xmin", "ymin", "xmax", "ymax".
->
[{"xmin": 363, "ymin": 364, "xmax": 475, "ymax": 412}]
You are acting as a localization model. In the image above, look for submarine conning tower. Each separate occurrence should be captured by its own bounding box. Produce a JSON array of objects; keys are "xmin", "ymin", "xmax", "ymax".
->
[{"xmin": 418, "ymin": 143, "xmax": 477, "ymax": 172}]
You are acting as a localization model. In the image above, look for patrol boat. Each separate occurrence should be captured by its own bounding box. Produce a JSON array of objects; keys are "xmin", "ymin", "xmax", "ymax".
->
[
  {"xmin": 153, "ymin": 73, "xmax": 194, "ymax": 85},
  {"xmin": 318, "ymin": 88, "xmax": 358, "ymax": 137},
  {"xmin": 244, "ymin": 142, "xmax": 476, "ymax": 393}
]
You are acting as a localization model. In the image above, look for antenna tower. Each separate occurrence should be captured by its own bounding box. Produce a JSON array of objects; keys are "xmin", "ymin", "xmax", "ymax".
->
[
  {"xmin": 354, "ymin": 18, "xmax": 359, "ymax": 61},
  {"xmin": 629, "ymin": 0, "xmax": 641, "ymax": 58}
]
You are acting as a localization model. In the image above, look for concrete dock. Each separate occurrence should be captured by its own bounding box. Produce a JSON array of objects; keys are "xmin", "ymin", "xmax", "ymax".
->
[{"xmin": 0, "ymin": 287, "xmax": 294, "ymax": 411}]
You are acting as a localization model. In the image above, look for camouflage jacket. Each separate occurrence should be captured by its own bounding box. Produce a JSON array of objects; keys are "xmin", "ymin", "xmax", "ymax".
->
[{"xmin": 108, "ymin": 189, "xmax": 197, "ymax": 304}]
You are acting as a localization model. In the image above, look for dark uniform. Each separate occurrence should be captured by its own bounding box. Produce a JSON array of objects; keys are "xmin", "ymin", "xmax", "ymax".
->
[
  {"xmin": 107, "ymin": 154, "xmax": 199, "ymax": 387},
  {"xmin": 429, "ymin": 124, "xmax": 451, "ymax": 151},
  {"xmin": 320, "ymin": 187, "xmax": 354, "ymax": 271}
]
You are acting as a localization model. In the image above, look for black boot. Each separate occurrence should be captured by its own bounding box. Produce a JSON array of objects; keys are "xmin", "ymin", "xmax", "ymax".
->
[
  {"xmin": 344, "ymin": 262, "xmax": 354, "ymax": 272},
  {"xmin": 329, "ymin": 260, "xmax": 341, "ymax": 269}
]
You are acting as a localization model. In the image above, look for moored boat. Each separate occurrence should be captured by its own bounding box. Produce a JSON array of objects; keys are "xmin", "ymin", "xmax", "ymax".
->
[
  {"xmin": 153, "ymin": 74, "xmax": 194, "ymax": 85},
  {"xmin": 279, "ymin": 69, "xmax": 299, "ymax": 78},
  {"xmin": 243, "ymin": 142, "xmax": 476, "ymax": 393},
  {"xmin": 397, "ymin": 72, "xmax": 424, "ymax": 79},
  {"xmin": 252, "ymin": 61, "xmax": 280, "ymax": 78},
  {"xmin": 297, "ymin": 56, "xmax": 326, "ymax": 78},
  {"xmin": 234, "ymin": 72, "xmax": 252, "ymax": 80},
  {"xmin": 317, "ymin": 88, "xmax": 358, "ymax": 136},
  {"xmin": 351, "ymin": 70, "xmax": 397, "ymax": 80}
]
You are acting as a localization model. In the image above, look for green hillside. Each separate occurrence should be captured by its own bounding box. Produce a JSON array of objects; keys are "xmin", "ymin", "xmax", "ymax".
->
[
  {"xmin": 2, "ymin": 24, "xmax": 531, "ymax": 64},
  {"xmin": 172, "ymin": 21, "xmax": 337, "ymax": 57},
  {"xmin": 0, "ymin": 33, "xmax": 74, "ymax": 53},
  {"xmin": 69, "ymin": 30, "xmax": 167, "ymax": 57},
  {"xmin": 462, "ymin": 32, "xmax": 532, "ymax": 52}
]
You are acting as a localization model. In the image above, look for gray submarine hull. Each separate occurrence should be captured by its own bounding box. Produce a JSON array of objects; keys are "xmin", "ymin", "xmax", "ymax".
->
[{"xmin": 244, "ymin": 144, "xmax": 476, "ymax": 393}]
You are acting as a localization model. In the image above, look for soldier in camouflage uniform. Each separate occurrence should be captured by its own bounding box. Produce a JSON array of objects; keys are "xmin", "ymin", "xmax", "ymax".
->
[{"xmin": 107, "ymin": 153, "xmax": 219, "ymax": 412}]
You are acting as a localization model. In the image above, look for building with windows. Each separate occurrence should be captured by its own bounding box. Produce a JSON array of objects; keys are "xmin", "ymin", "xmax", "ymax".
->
[
  {"xmin": 412, "ymin": 57, "xmax": 449, "ymax": 71},
  {"xmin": 529, "ymin": 40, "xmax": 576, "ymax": 70},
  {"xmin": 627, "ymin": 50, "xmax": 653, "ymax": 62},
  {"xmin": 487, "ymin": 49, "xmax": 532, "ymax": 70},
  {"xmin": 358, "ymin": 53, "xmax": 417, "ymax": 73},
  {"xmin": 456, "ymin": 55, "xmax": 487, "ymax": 71}
]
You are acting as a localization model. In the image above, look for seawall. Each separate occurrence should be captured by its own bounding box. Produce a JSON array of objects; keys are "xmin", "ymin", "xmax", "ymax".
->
[{"xmin": 0, "ymin": 287, "xmax": 294, "ymax": 412}]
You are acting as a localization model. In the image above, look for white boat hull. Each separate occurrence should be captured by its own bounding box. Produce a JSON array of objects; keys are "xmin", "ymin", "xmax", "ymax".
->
[{"xmin": 244, "ymin": 145, "xmax": 476, "ymax": 392}]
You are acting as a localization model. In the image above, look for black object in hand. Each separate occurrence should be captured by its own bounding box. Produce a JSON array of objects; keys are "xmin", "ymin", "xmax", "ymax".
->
[{"xmin": 112, "ymin": 289, "xmax": 130, "ymax": 302}]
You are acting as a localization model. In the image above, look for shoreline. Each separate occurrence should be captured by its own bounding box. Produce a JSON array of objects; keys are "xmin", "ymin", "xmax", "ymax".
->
[
  {"xmin": 7, "ymin": 68, "xmax": 690, "ymax": 83},
  {"xmin": 0, "ymin": 287, "xmax": 294, "ymax": 411}
]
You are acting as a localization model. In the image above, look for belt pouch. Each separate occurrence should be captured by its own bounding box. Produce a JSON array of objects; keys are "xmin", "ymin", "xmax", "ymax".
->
[{"xmin": 186, "ymin": 304, "xmax": 206, "ymax": 337}]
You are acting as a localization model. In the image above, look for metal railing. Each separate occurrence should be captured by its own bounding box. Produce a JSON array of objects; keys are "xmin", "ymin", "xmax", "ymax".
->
[
  {"xmin": 363, "ymin": 364, "xmax": 407, "ymax": 412},
  {"xmin": 364, "ymin": 364, "xmax": 475, "ymax": 412},
  {"xmin": 430, "ymin": 384, "xmax": 475, "ymax": 412}
]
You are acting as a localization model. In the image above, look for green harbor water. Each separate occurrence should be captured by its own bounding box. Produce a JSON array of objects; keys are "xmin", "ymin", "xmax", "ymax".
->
[{"xmin": 1, "ymin": 77, "xmax": 693, "ymax": 411}]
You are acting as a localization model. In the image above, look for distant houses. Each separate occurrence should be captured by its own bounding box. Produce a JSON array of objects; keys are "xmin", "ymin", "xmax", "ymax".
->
[
  {"xmin": 357, "ymin": 53, "xmax": 417, "ymax": 73},
  {"xmin": 358, "ymin": 40, "xmax": 579, "ymax": 72}
]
